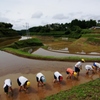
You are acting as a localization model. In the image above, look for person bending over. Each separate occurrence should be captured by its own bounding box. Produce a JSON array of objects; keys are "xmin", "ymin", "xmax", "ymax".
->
[
  {"xmin": 36, "ymin": 72, "xmax": 46, "ymax": 87},
  {"xmin": 3, "ymin": 79, "xmax": 13, "ymax": 95},
  {"xmin": 53, "ymin": 71, "xmax": 63, "ymax": 83},
  {"xmin": 17, "ymin": 76, "xmax": 30, "ymax": 92},
  {"xmin": 93, "ymin": 62, "xmax": 100, "ymax": 71},
  {"xmin": 85, "ymin": 65, "xmax": 95, "ymax": 74},
  {"xmin": 66, "ymin": 68, "xmax": 77, "ymax": 79}
]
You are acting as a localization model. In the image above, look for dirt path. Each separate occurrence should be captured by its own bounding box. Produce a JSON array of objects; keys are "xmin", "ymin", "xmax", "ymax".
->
[{"xmin": 0, "ymin": 51, "xmax": 100, "ymax": 100}]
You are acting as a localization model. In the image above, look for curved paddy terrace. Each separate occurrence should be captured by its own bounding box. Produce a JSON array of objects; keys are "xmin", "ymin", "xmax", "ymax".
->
[{"xmin": 33, "ymin": 48, "xmax": 100, "ymax": 58}]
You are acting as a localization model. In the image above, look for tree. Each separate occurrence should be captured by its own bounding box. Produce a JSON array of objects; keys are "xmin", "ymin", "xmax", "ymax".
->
[
  {"xmin": 65, "ymin": 28, "xmax": 71, "ymax": 35},
  {"xmin": 0, "ymin": 22, "xmax": 13, "ymax": 28}
]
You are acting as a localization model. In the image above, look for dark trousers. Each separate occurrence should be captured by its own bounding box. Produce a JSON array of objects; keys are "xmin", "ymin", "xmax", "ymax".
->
[
  {"xmin": 4, "ymin": 85, "xmax": 8, "ymax": 93},
  {"xmin": 17, "ymin": 78, "xmax": 21, "ymax": 86}
]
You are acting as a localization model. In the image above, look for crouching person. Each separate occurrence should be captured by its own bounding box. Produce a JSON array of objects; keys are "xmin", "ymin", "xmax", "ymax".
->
[
  {"xmin": 93, "ymin": 62, "xmax": 100, "ymax": 71},
  {"xmin": 36, "ymin": 72, "xmax": 46, "ymax": 87},
  {"xmin": 85, "ymin": 65, "xmax": 95, "ymax": 74},
  {"xmin": 17, "ymin": 76, "xmax": 30, "ymax": 92},
  {"xmin": 53, "ymin": 71, "xmax": 63, "ymax": 83},
  {"xmin": 66, "ymin": 68, "xmax": 77, "ymax": 79},
  {"xmin": 3, "ymin": 79, "xmax": 13, "ymax": 95}
]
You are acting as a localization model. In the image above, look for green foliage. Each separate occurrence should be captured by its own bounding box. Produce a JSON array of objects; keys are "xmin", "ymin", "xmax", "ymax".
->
[
  {"xmin": 81, "ymin": 29, "xmax": 92, "ymax": 34},
  {"xmin": 70, "ymin": 26, "xmax": 81, "ymax": 31},
  {"xmin": 44, "ymin": 78, "xmax": 100, "ymax": 100},
  {"xmin": 0, "ymin": 31, "xmax": 4, "ymax": 37},
  {"xmin": 0, "ymin": 19, "xmax": 98, "ymax": 39},
  {"xmin": 70, "ymin": 19, "xmax": 96, "ymax": 28},
  {"xmin": 82, "ymin": 33, "xmax": 100, "ymax": 45},
  {"xmin": 0, "ymin": 28, "xmax": 18, "ymax": 37},
  {"xmin": 82, "ymin": 34, "xmax": 100, "ymax": 38},
  {"xmin": 0, "ymin": 22, "xmax": 13, "ymax": 28},
  {"xmin": 64, "ymin": 28, "xmax": 71, "ymax": 35},
  {"xmin": 64, "ymin": 26, "xmax": 82, "ymax": 39},
  {"xmin": 18, "ymin": 19, "xmax": 97, "ymax": 39},
  {"xmin": 68, "ymin": 32, "xmax": 82, "ymax": 39},
  {"xmin": 6, "ymin": 38, "xmax": 43, "ymax": 49},
  {"xmin": 30, "ymin": 31, "xmax": 66, "ymax": 37},
  {"xmin": 0, "ymin": 22, "xmax": 19, "ymax": 38},
  {"xmin": 86, "ymin": 37, "xmax": 100, "ymax": 45}
]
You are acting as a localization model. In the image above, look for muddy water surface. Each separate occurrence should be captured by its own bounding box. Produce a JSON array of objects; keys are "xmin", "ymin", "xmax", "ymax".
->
[{"xmin": 0, "ymin": 51, "xmax": 100, "ymax": 100}]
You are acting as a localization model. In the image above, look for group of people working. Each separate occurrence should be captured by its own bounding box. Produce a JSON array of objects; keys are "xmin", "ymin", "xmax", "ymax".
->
[
  {"xmin": 67, "ymin": 59, "xmax": 100, "ymax": 79},
  {"xmin": 3, "ymin": 58, "xmax": 100, "ymax": 96}
]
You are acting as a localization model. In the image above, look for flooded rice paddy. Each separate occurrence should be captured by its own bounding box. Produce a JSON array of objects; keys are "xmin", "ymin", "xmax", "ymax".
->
[
  {"xmin": 0, "ymin": 37, "xmax": 100, "ymax": 100},
  {"xmin": 0, "ymin": 51, "xmax": 100, "ymax": 100}
]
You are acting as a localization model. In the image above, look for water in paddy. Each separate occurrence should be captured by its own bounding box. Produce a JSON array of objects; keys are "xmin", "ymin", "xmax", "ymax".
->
[{"xmin": 0, "ymin": 51, "xmax": 100, "ymax": 100}]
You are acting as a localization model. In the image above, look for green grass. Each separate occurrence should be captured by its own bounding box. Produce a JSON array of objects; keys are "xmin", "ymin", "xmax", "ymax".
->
[
  {"xmin": 1, "ymin": 47, "xmax": 100, "ymax": 62},
  {"xmin": 43, "ymin": 78, "xmax": 100, "ymax": 100},
  {"xmin": 82, "ymin": 34, "xmax": 100, "ymax": 38},
  {"xmin": 6, "ymin": 38, "xmax": 43, "ymax": 49}
]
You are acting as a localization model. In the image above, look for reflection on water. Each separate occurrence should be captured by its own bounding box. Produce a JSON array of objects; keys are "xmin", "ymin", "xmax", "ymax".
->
[
  {"xmin": 19, "ymin": 36, "xmax": 32, "ymax": 40},
  {"xmin": 48, "ymin": 47, "xmax": 100, "ymax": 55},
  {"xmin": 33, "ymin": 48, "xmax": 100, "ymax": 58},
  {"xmin": 88, "ymin": 52, "xmax": 100, "ymax": 55}
]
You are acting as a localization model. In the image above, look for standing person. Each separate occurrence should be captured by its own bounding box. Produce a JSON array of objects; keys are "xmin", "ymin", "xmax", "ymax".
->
[
  {"xmin": 53, "ymin": 71, "xmax": 63, "ymax": 83},
  {"xmin": 66, "ymin": 68, "xmax": 77, "ymax": 79},
  {"xmin": 17, "ymin": 76, "xmax": 30, "ymax": 92},
  {"xmin": 3, "ymin": 79, "xmax": 13, "ymax": 95},
  {"xmin": 93, "ymin": 62, "xmax": 100, "ymax": 71},
  {"xmin": 36, "ymin": 72, "xmax": 46, "ymax": 87},
  {"xmin": 85, "ymin": 65, "xmax": 95, "ymax": 74},
  {"xmin": 74, "ymin": 59, "xmax": 85, "ymax": 76}
]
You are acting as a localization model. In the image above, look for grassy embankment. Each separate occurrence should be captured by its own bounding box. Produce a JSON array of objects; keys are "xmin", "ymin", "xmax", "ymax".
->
[{"xmin": 43, "ymin": 78, "xmax": 100, "ymax": 100}]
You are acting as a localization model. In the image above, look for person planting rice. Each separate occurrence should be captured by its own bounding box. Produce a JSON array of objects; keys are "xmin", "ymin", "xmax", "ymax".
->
[
  {"xmin": 74, "ymin": 59, "xmax": 85, "ymax": 76},
  {"xmin": 66, "ymin": 68, "xmax": 78, "ymax": 79},
  {"xmin": 85, "ymin": 65, "xmax": 95, "ymax": 74},
  {"xmin": 36, "ymin": 72, "xmax": 46, "ymax": 87},
  {"xmin": 93, "ymin": 62, "xmax": 100, "ymax": 71},
  {"xmin": 53, "ymin": 71, "xmax": 63, "ymax": 83},
  {"xmin": 3, "ymin": 79, "xmax": 13, "ymax": 96},
  {"xmin": 17, "ymin": 76, "xmax": 30, "ymax": 92}
]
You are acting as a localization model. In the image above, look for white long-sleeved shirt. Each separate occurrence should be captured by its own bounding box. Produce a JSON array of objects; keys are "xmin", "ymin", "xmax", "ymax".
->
[
  {"xmin": 75, "ymin": 61, "xmax": 82, "ymax": 68},
  {"xmin": 3, "ymin": 79, "xmax": 11, "ymax": 88},
  {"xmin": 54, "ymin": 71, "xmax": 62, "ymax": 81},
  {"xmin": 85, "ymin": 65, "xmax": 93, "ymax": 70},
  {"xmin": 94, "ymin": 62, "xmax": 100, "ymax": 68},
  {"xmin": 36, "ymin": 73, "xmax": 44, "ymax": 81},
  {"xmin": 18, "ymin": 76, "xmax": 28, "ymax": 86}
]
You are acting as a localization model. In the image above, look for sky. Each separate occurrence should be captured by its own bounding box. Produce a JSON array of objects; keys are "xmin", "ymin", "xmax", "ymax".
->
[{"xmin": 0, "ymin": 0, "xmax": 100, "ymax": 30}]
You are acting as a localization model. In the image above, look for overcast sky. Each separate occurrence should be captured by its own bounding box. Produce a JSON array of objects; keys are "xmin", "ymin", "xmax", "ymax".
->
[{"xmin": 0, "ymin": 0, "xmax": 100, "ymax": 30}]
